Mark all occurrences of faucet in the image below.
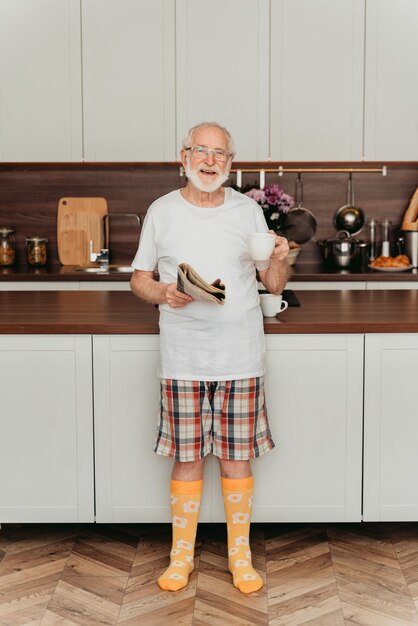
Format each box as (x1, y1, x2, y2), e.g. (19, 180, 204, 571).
(90, 213, 141, 268)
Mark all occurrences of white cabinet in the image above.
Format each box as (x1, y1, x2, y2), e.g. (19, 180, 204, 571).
(364, 334, 418, 521)
(287, 281, 367, 291)
(270, 0, 365, 161)
(253, 334, 363, 522)
(364, 0, 418, 160)
(92, 335, 213, 522)
(5, 329, 418, 524)
(82, 0, 175, 161)
(175, 0, 269, 161)
(0, 0, 82, 161)
(0, 282, 80, 291)
(366, 282, 418, 290)
(79, 281, 130, 291)
(0, 335, 94, 522)
(2, 1, 418, 162)
(94, 334, 363, 523)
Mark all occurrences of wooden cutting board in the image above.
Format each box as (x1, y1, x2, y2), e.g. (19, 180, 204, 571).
(57, 197, 108, 265)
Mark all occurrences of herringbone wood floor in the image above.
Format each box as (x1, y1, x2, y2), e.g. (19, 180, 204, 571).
(2, 522, 418, 625)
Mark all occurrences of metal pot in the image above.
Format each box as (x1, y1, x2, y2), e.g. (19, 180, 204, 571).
(318, 230, 365, 269)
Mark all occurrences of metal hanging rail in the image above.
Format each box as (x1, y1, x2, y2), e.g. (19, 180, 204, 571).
(179, 166, 388, 182)
(230, 166, 388, 175)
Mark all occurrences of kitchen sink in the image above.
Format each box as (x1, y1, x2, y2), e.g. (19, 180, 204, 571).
(73, 265, 134, 273)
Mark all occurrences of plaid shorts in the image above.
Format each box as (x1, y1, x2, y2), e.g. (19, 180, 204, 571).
(154, 377, 275, 461)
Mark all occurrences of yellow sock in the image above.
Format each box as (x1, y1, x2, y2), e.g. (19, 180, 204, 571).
(221, 476, 263, 594)
(158, 479, 202, 592)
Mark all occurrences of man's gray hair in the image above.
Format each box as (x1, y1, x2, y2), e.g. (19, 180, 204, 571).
(182, 122, 236, 156)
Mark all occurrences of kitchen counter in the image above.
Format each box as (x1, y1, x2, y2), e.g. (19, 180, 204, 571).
(2, 262, 418, 282)
(289, 262, 418, 281)
(2, 289, 418, 334)
(0, 265, 129, 281)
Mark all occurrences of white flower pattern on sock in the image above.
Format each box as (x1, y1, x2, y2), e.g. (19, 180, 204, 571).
(232, 512, 249, 524)
(177, 539, 193, 550)
(168, 572, 183, 580)
(183, 500, 200, 513)
(173, 516, 187, 528)
(235, 536, 249, 546)
(227, 493, 243, 503)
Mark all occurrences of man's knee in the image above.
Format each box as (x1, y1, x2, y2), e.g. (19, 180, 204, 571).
(172, 458, 205, 480)
(218, 458, 252, 479)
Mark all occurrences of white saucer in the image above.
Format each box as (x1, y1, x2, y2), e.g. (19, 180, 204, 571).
(368, 264, 413, 272)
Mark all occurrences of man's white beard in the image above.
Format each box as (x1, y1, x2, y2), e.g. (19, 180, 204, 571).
(185, 157, 229, 193)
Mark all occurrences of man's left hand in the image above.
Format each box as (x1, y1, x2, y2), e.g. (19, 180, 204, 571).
(269, 231, 289, 263)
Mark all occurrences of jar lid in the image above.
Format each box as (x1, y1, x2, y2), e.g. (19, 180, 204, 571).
(0, 227, 15, 235)
(26, 237, 48, 243)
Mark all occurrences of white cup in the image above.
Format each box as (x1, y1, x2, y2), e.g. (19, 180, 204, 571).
(260, 293, 288, 317)
(248, 233, 276, 261)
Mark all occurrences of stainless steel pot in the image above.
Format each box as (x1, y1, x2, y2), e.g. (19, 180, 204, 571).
(318, 230, 365, 269)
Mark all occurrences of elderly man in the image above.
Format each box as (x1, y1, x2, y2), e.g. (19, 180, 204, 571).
(130, 122, 289, 594)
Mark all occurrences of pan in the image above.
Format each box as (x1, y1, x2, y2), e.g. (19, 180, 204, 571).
(282, 173, 317, 244)
(334, 173, 365, 235)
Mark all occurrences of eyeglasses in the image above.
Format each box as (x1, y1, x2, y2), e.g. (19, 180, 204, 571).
(185, 145, 232, 163)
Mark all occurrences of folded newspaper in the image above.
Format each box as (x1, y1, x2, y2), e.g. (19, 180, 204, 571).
(177, 263, 226, 305)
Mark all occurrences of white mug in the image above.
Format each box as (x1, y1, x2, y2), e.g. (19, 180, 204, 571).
(248, 233, 276, 261)
(260, 293, 288, 317)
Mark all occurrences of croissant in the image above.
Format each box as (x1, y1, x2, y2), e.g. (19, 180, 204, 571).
(370, 254, 410, 268)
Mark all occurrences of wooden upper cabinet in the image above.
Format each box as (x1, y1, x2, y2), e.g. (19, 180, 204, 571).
(82, 0, 175, 161)
(175, 0, 270, 161)
(364, 0, 418, 161)
(270, 0, 365, 161)
(0, 0, 82, 162)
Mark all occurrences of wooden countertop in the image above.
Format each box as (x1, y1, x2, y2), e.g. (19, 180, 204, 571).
(2, 289, 418, 334)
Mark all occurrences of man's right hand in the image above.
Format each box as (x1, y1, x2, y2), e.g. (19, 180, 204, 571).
(165, 283, 194, 308)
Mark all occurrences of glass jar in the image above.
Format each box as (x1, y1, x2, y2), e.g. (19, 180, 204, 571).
(0, 227, 16, 266)
(26, 237, 48, 267)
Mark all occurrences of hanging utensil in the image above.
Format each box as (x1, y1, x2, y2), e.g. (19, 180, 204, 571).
(281, 173, 317, 244)
(333, 173, 365, 235)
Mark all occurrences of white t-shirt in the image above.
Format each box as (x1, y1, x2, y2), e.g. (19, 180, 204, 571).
(131, 187, 270, 381)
